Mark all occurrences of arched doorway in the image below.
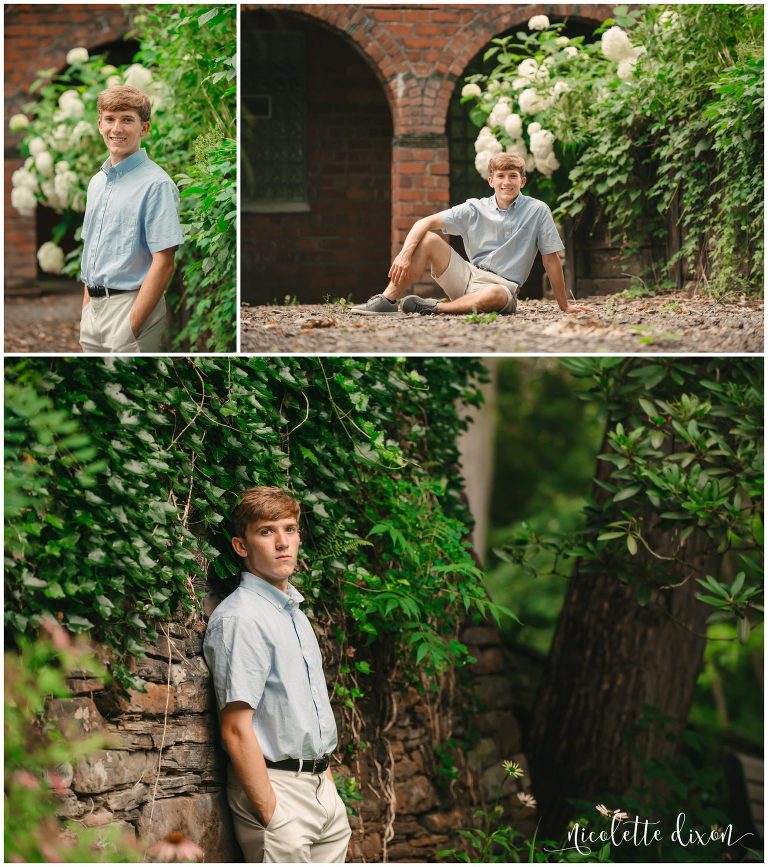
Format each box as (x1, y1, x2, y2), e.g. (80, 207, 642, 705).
(447, 17, 598, 299)
(241, 9, 393, 305)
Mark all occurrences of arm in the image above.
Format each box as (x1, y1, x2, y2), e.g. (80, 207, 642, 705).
(82, 284, 89, 310)
(129, 247, 177, 336)
(220, 702, 277, 825)
(389, 213, 446, 286)
(542, 251, 589, 314)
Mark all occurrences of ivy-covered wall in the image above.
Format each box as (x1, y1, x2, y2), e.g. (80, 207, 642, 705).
(5, 356, 526, 860)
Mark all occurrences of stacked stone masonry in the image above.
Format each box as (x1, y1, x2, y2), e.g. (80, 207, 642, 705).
(54, 617, 530, 862)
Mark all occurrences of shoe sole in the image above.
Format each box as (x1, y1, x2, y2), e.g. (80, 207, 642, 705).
(349, 309, 399, 315)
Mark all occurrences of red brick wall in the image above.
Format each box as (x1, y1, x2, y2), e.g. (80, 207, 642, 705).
(4, 5, 132, 294)
(248, 4, 613, 302)
(241, 16, 392, 304)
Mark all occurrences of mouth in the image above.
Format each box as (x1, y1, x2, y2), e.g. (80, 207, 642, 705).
(109, 136, 127, 144)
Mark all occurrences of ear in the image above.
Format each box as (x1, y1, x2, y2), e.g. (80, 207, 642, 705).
(520, 174, 527, 188)
(487, 175, 494, 187)
(231, 536, 247, 558)
(140, 120, 150, 138)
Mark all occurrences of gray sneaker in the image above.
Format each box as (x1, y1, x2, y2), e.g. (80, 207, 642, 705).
(401, 295, 439, 315)
(350, 294, 399, 315)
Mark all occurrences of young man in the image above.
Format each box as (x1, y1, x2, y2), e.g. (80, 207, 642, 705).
(203, 487, 351, 863)
(351, 153, 588, 316)
(79, 85, 184, 353)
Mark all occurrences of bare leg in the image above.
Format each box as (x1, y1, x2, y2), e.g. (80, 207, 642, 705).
(382, 232, 453, 300)
(435, 284, 511, 314)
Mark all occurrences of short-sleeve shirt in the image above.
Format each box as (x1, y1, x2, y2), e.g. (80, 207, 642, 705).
(202, 571, 338, 762)
(80, 148, 184, 291)
(440, 193, 564, 285)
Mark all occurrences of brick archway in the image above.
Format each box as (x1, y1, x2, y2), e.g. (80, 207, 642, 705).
(4, 4, 134, 294)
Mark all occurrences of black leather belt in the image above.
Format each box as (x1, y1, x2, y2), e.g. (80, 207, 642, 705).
(87, 285, 138, 298)
(265, 754, 330, 774)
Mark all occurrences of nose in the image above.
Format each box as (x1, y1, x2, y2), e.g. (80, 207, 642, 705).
(274, 532, 289, 550)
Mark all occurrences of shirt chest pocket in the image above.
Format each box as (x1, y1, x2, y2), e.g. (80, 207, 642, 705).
(109, 212, 139, 258)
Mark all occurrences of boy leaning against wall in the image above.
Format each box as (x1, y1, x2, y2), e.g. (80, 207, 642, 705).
(351, 153, 588, 317)
(79, 85, 184, 353)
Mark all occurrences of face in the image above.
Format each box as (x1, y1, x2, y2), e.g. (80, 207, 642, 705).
(488, 168, 526, 205)
(232, 516, 300, 589)
(98, 109, 149, 164)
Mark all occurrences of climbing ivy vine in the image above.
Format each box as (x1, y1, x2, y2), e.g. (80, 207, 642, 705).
(5, 357, 511, 692)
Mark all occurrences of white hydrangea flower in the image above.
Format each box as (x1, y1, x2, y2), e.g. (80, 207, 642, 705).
(530, 128, 555, 159)
(517, 58, 539, 81)
(52, 124, 72, 150)
(71, 120, 95, 143)
(9, 113, 30, 132)
(462, 83, 482, 99)
(11, 186, 37, 217)
(545, 151, 560, 171)
(506, 138, 528, 159)
(534, 154, 554, 177)
(54, 169, 79, 204)
(475, 127, 502, 155)
(37, 241, 66, 274)
(12, 167, 38, 191)
(35, 151, 54, 177)
(28, 136, 46, 157)
(40, 179, 65, 209)
(658, 10, 679, 27)
(488, 97, 512, 127)
(107, 75, 122, 88)
(556, 36, 570, 45)
(528, 15, 550, 30)
(617, 57, 638, 81)
(601, 26, 634, 61)
(518, 88, 550, 114)
(528, 122, 542, 135)
(24, 156, 35, 170)
(124, 63, 153, 91)
(487, 80, 501, 93)
(504, 113, 523, 139)
(564, 46, 579, 58)
(66, 47, 89, 65)
(101, 64, 118, 76)
(553, 80, 570, 100)
(524, 153, 536, 174)
(54, 160, 70, 174)
(475, 150, 493, 177)
(71, 192, 86, 213)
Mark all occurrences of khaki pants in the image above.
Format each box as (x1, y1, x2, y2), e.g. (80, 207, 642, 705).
(79, 290, 166, 353)
(432, 248, 519, 314)
(227, 765, 351, 863)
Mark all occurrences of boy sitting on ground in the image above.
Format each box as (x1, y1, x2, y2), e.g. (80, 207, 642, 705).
(351, 153, 588, 316)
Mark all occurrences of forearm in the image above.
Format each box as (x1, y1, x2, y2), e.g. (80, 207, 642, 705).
(223, 726, 275, 820)
(82, 284, 89, 309)
(400, 216, 435, 256)
(130, 257, 174, 332)
(543, 253, 568, 311)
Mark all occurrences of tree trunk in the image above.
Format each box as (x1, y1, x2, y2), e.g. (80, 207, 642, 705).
(528, 447, 722, 834)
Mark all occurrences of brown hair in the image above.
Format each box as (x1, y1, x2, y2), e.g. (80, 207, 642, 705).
(488, 153, 526, 177)
(231, 487, 300, 539)
(97, 85, 151, 123)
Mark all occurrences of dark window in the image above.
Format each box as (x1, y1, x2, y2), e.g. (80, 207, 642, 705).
(242, 29, 308, 212)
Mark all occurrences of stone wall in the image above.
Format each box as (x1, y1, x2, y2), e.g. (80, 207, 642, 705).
(53, 613, 530, 862)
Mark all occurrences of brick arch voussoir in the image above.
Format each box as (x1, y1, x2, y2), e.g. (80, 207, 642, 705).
(435, 3, 612, 129)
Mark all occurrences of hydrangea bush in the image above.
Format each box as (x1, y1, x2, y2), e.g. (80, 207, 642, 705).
(462, 5, 763, 295)
(9, 5, 236, 351)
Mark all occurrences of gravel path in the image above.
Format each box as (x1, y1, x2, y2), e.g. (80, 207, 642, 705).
(241, 294, 764, 354)
(5, 290, 82, 354)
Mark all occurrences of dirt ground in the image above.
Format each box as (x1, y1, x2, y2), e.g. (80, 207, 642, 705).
(5, 291, 82, 354)
(241, 293, 764, 354)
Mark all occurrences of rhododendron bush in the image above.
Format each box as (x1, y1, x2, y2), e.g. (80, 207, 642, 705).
(462, 4, 763, 295)
(9, 5, 236, 351)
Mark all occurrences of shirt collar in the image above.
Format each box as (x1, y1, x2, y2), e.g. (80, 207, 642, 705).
(240, 571, 305, 611)
(100, 147, 148, 177)
(492, 192, 523, 214)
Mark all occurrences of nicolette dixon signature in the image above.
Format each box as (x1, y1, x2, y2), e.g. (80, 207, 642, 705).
(545, 811, 753, 856)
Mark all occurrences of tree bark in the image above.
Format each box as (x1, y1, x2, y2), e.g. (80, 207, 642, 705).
(528, 448, 722, 834)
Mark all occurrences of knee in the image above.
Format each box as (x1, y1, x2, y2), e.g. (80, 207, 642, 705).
(486, 284, 511, 310)
(422, 231, 443, 250)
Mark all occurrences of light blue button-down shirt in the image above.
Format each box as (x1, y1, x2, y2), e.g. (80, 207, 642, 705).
(80, 148, 184, 291)
(203, 572, 338, 762)
(441, 193, 564, 285)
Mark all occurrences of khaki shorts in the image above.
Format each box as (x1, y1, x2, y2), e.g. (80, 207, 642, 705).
(80, 290, 166, 354)
(432, 248, 519, 314)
